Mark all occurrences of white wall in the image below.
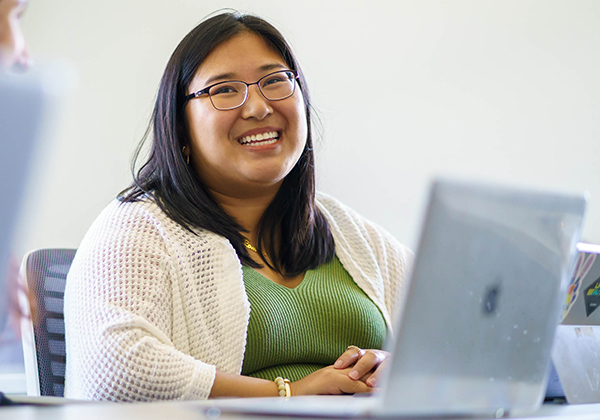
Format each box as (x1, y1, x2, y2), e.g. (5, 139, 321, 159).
(16, 0, 600, 254)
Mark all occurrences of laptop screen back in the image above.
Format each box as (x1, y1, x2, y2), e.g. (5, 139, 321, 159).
(380, 179, 586, 416)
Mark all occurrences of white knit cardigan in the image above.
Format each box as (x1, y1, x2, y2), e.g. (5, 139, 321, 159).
(64, 193, 413, 401)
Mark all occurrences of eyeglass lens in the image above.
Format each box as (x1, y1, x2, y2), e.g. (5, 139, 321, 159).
(208, 71, 296, 110)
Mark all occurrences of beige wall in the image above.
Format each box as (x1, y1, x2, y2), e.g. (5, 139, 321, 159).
(16, 0, 600, 253)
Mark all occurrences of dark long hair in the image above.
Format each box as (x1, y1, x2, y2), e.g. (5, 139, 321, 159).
(120, 12, 335, 277)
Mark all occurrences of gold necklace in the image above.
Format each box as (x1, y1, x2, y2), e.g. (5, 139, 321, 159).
(244, 239, 268, 257)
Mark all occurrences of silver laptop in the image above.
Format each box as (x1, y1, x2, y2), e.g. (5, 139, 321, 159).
(200, 178, 586, 418)
(551, 243, 600, 404)
(0, 72, 47, 332)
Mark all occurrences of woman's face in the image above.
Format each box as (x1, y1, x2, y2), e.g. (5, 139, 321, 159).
(184, 31, 308, 199)
(0, 0, 29, 69)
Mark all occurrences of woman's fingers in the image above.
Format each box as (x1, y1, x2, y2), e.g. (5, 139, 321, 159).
(339, 375, 372, 394)
(348, 349, 388, 384)
(365, 358, 388, 387)
(334, 345, 364, 369)
(332, 347, 391, 388)
(292, 366, 373, 396)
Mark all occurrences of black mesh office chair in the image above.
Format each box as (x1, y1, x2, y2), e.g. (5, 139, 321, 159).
(20, 248, 76, 397)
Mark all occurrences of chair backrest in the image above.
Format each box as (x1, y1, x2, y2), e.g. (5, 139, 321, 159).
(20, 249, 76, 397)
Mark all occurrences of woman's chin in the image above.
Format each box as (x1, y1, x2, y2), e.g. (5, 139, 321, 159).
(246, 175, 286, 189)
(241, 166, 292, 186)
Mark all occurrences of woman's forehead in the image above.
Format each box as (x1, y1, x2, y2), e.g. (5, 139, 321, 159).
(192, 32, 287, 85)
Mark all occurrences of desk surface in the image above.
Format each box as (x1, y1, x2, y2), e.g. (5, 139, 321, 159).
(4, 400, 600, 420)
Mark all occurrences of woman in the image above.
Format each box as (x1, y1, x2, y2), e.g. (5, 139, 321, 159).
(64, 11, 412, 401)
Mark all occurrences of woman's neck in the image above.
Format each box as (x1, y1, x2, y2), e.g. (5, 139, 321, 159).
(209, 188, 278, 243)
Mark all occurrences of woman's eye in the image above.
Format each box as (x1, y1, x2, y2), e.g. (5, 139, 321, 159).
(262, 77, 285, 87)
(212, 85, 238, 95)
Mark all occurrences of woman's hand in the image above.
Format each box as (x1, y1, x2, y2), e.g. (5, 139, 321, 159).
(333, 346, 390, 388)
(290, 365, 373, 396)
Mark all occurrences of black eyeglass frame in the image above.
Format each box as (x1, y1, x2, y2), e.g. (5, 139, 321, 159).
(184, 69, 299, 110)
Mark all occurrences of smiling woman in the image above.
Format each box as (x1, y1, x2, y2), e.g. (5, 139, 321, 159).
(63, 11, 413, 401)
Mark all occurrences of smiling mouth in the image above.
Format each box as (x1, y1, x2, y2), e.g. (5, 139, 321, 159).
(238, 131, 280, 146)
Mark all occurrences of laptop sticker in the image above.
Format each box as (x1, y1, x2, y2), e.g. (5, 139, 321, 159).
(585, 277, 600, 317)
(563, 252, 596, 321)
(575, 326, 595, 338)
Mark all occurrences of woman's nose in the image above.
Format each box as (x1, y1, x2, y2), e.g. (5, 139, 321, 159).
(240, 85, 272, 120)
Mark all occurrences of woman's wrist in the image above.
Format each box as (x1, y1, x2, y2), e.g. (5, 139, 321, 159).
(211, 370, 292, 398)
(289, 379, 302, 396)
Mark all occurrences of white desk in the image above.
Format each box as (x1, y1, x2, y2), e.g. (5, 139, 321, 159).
(3, 400, 600, 420)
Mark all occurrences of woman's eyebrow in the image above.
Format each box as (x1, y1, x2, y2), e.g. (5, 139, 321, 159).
(258, 63, 287, 72)
(203, 64, 287, 86)
(204, 72, 236, 86)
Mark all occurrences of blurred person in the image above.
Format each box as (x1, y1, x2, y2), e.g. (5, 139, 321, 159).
(0, 0, 32, 406)
(0, 0, 31, 327)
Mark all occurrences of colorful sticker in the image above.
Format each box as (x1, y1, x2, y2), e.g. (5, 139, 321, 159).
(585, 278, 600, 317)
(562, 252, 596, 321)
(575, 326, 595, 338)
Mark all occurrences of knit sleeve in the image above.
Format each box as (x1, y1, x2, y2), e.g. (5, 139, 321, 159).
(364, 221, 414, 329)
(316, 193, 414, 332)
(64, 200, 216, 401)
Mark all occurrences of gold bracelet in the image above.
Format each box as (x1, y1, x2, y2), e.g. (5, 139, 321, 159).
(274, 377, 291, 397)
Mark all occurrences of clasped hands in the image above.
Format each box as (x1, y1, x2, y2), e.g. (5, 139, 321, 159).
(290, 347, 389, 396)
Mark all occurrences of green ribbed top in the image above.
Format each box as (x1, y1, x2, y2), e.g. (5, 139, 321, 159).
(241, 255, 387, 382)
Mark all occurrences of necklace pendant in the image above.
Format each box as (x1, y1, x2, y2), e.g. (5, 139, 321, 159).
(244, 239, 268, 258)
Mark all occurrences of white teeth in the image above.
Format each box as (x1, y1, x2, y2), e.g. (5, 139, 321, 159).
(246, 138, 278, 147)
(238, 131, 280, 145)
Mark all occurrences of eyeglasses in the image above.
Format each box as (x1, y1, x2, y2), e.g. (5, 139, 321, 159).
(185, 70, 299, 111)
